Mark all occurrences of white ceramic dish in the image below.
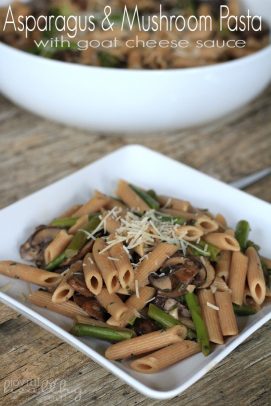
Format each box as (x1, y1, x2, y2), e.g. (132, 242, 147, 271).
(0, 145, 270, 400)
(0, 1, 271, 133)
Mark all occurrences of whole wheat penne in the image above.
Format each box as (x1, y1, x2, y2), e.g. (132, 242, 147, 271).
(102, 211, 121, 234)
(96, 288, 128, 321)
(229, 251, 248, 305)
(130, 340, 200, 374)
(28, 290, 88, 318)
(44, 230, 72, 264)
(116, 180, 149, 212)
(198, 289, 224, 344)
(195, 215, 219, 234)
(134, 243, 178, 286)
(58, 204, 81, 219)
(68, 214, 89, 234)
(160, 208, 197, 220)
(215, 251, 231, 281)
(215, 291, 238, 336)
(52, 261, 82, 303)
(93, 238, 120, 294)
(107, 286, 155, 327)
(73, 196, 109, 217)
(0, 261, 61, 287)
(246, 247, 266, 305)
(95, 190, 126, 211)
(243, 287, 260, 308)
(83, 253, 103, 295)
(158, 195, 190, 212)
(204, 233, 240, 251)
(211, 276, 231, 292)
(214, 213, 228, 229)
(105, 325, 186, 360)
(225, 229, 235, 236)
(175, 225, 203, 241)
(109, 243, 134, 290)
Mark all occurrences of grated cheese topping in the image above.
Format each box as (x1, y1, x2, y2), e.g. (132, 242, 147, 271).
(98, 210, 209, 257)
(135, 279, 140, 298)
(207, 302, 220, 311)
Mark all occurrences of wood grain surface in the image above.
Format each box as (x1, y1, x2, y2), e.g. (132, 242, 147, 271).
(0, 88, 271, 406)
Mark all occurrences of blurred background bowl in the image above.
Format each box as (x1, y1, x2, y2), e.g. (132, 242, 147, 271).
(0, 0, 271, 134)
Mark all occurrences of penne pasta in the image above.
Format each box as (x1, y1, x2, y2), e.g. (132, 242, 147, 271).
(0, 261, 61, 287)
(44, 230, 72, 264)
(215, 251, 231, 281)
(105, 325, 187, 360)
(204, 233, 240, 251)
(109, 243, 134, 290)
(228, 251, 248, 305)
(116, 180, 149, 212)
(130, 340, 200, 373)
(198, 289, 224, 344)
(215, 291, 238, 336)
(134, 243, 178, 287)
(68, 214, 89, 234)
(158, 195, 190, 212)
(175, 225, 203, 241)
(211, 276, 231, 292)
(195, 215, 219, 234)
(246, 247, 266, 305)
(102, 211, 121, 234)
(28, 290, 88, 318)
(214, 213, 228, 229)
(52, 261, 82, 304)
(96, 288, 128, 321)
(57, 204, 81, 219)
(83, 253, 103, 295)
(73, 196, 109, 217)
(107, 286, 155, 327)
(93, 238, 120, 294)
(133, 243, 145, 257)
(160, 208, 197, 221)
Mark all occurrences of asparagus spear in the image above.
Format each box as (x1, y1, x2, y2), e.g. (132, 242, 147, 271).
(233, 304, 257, 316)
(46, 215, 100, 271)
(188, 240, 220, 262)
(185, 292, 211, 356)
(235, 220, 250, 252)
(50, 217, 78, 228)
(155, 212, 186, 225)
(148, 304, 196, 340)
(70, 323, 134, 342)
(130, 184, 160, 210)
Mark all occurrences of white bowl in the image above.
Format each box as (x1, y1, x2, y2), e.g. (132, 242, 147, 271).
(0, 1, 271, 134)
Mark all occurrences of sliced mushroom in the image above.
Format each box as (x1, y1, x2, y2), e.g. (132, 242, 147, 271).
(73, 295, 105, 321)
(20, 226, 60, 264)
(67, 275, 92, 297)
(134, 318, 159, 336)
(149, 256, 209, 297)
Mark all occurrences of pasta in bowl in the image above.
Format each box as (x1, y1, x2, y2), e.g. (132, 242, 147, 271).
(1, 178, 270, 375)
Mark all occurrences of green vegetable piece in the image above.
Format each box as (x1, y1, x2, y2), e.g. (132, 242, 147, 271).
(155, 212, 186, 225)
(185, 292, 211, 356)
(46, 215, 100, 271)
(50, 217, 78, 228)
(98, 52, 122, 68)
(70, 323, 134, 342)
(189, 240, 220, 262)
(130, 184, 160, 210)
(233, 304, 257, 316)
(147, 304, 195, 340)
(235, 220, 250, 252)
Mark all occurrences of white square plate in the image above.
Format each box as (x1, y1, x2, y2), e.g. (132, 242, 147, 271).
(0, 145, 270, 400)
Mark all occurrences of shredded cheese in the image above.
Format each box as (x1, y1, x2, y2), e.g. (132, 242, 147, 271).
(135, 279, 140, 298)
(207, 302, 219, 311)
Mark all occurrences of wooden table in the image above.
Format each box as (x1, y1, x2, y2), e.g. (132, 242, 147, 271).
(0, 89, 270, 406)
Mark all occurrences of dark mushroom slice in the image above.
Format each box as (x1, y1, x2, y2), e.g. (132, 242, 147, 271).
(134, 318, 159, 336)
(67, 275, 92, 297)
(73, 295, 105, 321)
(20, 226, 60, 265)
